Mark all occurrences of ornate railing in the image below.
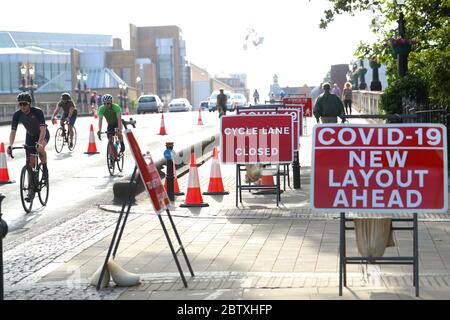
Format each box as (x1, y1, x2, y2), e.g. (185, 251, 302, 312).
(352, 90, 384, 119)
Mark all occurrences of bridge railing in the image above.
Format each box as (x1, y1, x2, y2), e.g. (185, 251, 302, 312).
(352, 90, 384, 123)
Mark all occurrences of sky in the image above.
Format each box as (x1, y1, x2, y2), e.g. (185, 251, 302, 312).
(1, 0, 378, 98)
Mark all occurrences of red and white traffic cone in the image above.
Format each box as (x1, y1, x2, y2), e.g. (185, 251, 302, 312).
(197, 108, 204, 125)
(0, 142, 14, 184)
(164, 162, 185, 196)
(158, 113, 167, 135)
(203, 146, 228, 195)
(252, 166, 281, 195)
(180, 153, 209, 207)
(85, 124, 100, 154)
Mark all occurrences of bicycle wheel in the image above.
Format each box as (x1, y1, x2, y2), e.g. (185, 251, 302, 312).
(106, 143, 115, 176)
(20, 166, 34, 213)
(117, 148, 124, 172)
(37, 163, 49, 206)
(68, 126, 77, 151)
(55, 127, 64, 153)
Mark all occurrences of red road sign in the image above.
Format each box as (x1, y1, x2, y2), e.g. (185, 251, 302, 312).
(280, 105, 304, 136)
(125, 130, 170, 214)
(311, 124, 448, 213)
(237, 108, 300, 150)
(282, 97, 312, 117)
(220, 114, 294, 164)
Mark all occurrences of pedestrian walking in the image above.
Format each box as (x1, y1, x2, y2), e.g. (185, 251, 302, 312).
(217, 88, 227, 118)
(331, 83, 341, 96)
(313, 83, 346, 123)
(342, 82, 353, 115)
(253, 89, 260, 104)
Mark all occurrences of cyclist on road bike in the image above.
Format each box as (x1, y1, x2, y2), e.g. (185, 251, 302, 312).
(97, 94, 125, 153)
(8, 92, 50, 179)
(51, 92, 78, 148)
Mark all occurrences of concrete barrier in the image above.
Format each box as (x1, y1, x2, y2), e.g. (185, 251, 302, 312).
(112, 133, 220, 204)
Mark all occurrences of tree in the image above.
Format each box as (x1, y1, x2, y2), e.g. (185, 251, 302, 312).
(317, 0, 450, 107)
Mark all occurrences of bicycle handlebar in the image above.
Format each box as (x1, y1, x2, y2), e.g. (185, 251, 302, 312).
(9, 145, 33, 159)
(121, 118, 136, 129)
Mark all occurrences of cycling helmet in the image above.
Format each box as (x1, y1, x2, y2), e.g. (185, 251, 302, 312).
(17, 92, 32, 103)
(61, 92, 72, 101)
(102, 94, 113, 104)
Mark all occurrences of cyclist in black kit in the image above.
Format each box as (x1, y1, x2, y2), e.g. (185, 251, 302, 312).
(8, 92, 50, 178)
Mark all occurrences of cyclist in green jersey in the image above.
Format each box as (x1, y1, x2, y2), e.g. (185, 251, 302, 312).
(97, 94, 125, 152)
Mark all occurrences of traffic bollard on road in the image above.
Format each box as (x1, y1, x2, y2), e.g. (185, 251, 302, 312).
(164, 142, 175, 202)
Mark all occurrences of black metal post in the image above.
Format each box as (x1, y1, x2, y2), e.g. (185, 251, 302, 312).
(370, 64, 382, 91)
(413, 212, 419, 297)
(76, 79, 82, 109)
(359, 60, 367, 90)
(398, 11, 408, 77)
(339, 212, 345, 296)
(165, 142, 175, 202)
(292, 151, 301, 189)
(0, 193, 8, 300)
(83, 81, 88, 113)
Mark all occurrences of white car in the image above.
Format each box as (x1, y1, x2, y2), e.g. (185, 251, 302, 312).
(168, 98, 193, 112)
(231, 93, 248, 110)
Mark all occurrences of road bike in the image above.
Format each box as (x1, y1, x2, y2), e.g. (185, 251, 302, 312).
(99, 119, 136, 176)
(54, 118, 77, 153)
(10, 145, 49, 213)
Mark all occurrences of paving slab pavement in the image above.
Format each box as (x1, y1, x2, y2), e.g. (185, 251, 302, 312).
(3, 113, 450, 301)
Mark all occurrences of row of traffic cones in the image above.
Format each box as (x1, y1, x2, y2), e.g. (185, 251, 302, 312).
(164, 146, 228, 208)
(157, 108, 204, 136)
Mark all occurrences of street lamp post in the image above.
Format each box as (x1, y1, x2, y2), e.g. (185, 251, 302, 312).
(358, 60, 367, 90)
(76, 72, 82, 109)
(19, 64, 36, 104)
(28, 65, 35, 104)
(82, 73, 88, 113)
(136, 76, 141, 97)
(396, 0, 408, 77)
(118, 83, 124, 108)
(20, 65, 27, 92)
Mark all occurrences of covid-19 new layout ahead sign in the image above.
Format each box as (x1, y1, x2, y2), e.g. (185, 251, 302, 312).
(220, 114, 294, 164)
(311, 124, 448, 213)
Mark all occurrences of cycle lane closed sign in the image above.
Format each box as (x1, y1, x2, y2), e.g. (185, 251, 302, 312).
(220, 114, 294, 164)
(311, 124, 448, 213)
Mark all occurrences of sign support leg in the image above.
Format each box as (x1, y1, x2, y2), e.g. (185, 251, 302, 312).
(293, 151, 301, 189)
(414, 212, 419, 297)
(158, 212, 189, 288)
(339, 212, 346, 296)
(97, 166, 138, 290)
(166, 209, 195, 277)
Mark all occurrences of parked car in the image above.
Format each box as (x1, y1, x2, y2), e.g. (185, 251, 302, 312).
(208, 90, 232, 112)
(137, 94, 164, 114)
(168, 98, 193, 112)
(231, 93, 248, 110)
(200, 100, 209, 111)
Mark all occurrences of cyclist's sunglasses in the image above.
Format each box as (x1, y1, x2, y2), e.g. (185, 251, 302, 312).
(104, 102, 112, 105)
(18, 102, 30, 106)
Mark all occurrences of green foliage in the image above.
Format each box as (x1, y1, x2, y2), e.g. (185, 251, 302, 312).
(380, 74, 428, 122)
(319, 0, 450, 107)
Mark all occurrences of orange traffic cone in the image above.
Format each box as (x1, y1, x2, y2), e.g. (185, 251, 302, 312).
(158, 113, 167, 135)
(124, 104, 130, 115)
(252, 166, 282, 195)
(85, 124, 100, 154)
(164, 162, 185, 196)
(180, 153, 209, 207)
(197, 108, 204, 125)
(0, 143, 14, 184)
(203, 147, 228, 195)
